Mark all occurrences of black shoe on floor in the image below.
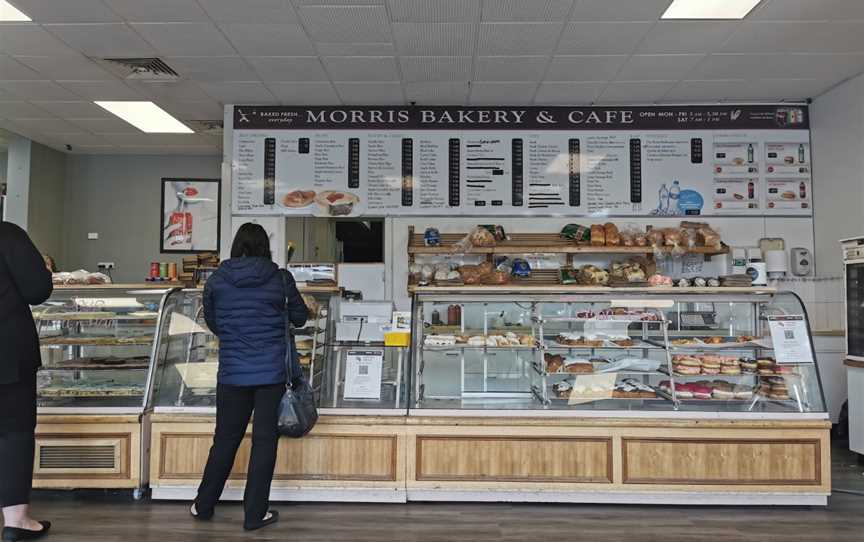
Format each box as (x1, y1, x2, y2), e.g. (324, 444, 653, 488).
(2, 521, 51, 541)
(243, 510, 279, 531)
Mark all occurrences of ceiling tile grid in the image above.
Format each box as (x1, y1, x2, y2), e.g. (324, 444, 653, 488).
(3, 0, 864, 153)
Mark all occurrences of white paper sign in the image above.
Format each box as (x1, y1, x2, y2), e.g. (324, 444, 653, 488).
(343, 349, 384, 399)
(767, 315, 814, 364)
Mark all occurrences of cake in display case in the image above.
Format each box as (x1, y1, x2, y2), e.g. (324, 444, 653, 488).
(411, 288, 826, 415)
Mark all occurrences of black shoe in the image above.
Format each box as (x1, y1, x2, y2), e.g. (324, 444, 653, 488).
(190, 502, 213, 521)
(2, 521, 51, 541)
(243, 510, 279, 531)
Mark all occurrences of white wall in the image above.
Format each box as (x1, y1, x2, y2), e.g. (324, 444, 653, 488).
(63, 154, 220, 281)
(4, 135, 31, 228)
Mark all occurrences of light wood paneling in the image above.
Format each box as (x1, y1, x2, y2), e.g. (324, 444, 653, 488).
(416, 436, 612, 483)
(622, 438, 821, 485)
(159, 433, 397, 482)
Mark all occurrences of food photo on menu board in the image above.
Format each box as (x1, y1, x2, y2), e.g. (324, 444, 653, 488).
(231, 105, 812, 219)
(160, 178, 221, 253)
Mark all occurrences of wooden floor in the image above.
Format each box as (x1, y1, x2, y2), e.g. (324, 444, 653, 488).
(22, 443, 864, 542)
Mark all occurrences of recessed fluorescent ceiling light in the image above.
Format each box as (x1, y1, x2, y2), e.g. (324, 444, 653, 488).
(662, 0, 761, 19)
(94, 101, 193, 133)
(0, 1, 31, 21)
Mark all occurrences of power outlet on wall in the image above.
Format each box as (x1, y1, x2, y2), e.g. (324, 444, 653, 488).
(97, 262, 115, 270)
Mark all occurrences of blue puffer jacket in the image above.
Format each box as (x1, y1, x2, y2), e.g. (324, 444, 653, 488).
(202, 257, 308, 386)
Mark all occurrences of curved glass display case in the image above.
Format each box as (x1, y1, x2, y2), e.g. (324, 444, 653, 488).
(149, 287, 337, 410)
(410, 288, 827, 416)
(33, 285, 172, 411)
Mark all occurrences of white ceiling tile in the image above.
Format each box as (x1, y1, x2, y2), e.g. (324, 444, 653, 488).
(0, 101, 56, 119)
(316, 42, 395, 55)
(334, 82, 403, 104)
(67, 145, 117, 153)
(0, 24, 80, 56)
(597, 81, 676, 103)
(104, 0, 209, 22)
(733, 78, 832, 100)
(751, 0, 864, 21)
(392, 23, 476, 55)
(691, 53, 864, 81)
(219, 24, 315, 55)
(616, 54, 705, 81)
(298, 5, 391, 42)
(30, 101, 110, 118)
(164, 57, 258, 81)
(722, 22, 864, 54)
(130, 23, 237, 56)
(469, 82, 537, 104)
(66, 117, 143, 133)
(387, 0, 479, 22)
(636, 21, 739, 54)
(13, 55, 114, 80)
(546, 55, 627, 81)
(293, 0, 383, 4)
(479, 23, 563, 55)
(44, 23, 157, 57)
(534, 81, 605, 104)
(266, 82, 340, 104)
(405, 82, 469, 104)
(558, 22, 654, 54)
(475, 56, 549, 81)
(158, 100, 225, 120)
(125, 80, 213, 101)
(570, 0, 672, 21)
(323, 56, 399, 81)
(199, 0, 298, 24)
(42, 132, 111, 146)
(8, 0, 121, 22)
(246, 57, 328, 81)
(9, 117, 81, 132)
(0, 80, 80, 100)
(481, 0, 574, 22)
(115, 145, 221, 155)
(105, 133, 205, 146)
(57, 80, 145, 100)
(0, 55, 40, 80)
(199, 81, 276, 103)
(662, 80, 748, 103)
(399, 56, 471, 82)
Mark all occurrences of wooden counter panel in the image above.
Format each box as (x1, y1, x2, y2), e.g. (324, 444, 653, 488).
(159, 433, 397, 482)
(622, 438, 821, 486)
(416, 436, 612, 483)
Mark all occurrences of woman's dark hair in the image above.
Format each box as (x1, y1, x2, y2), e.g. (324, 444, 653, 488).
(230, 223, 272, 259)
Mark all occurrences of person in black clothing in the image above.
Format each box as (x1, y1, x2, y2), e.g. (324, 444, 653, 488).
(0, 222, 53, 541)
(191, 223, 307, 531)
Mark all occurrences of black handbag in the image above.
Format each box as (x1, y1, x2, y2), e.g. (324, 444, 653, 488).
(277, 272, 318, 438)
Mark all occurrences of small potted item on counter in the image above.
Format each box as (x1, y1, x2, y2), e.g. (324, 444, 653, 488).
(692, 277, 708, 287)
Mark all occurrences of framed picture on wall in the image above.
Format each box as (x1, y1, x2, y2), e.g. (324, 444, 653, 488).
(160, 178, 221, 253)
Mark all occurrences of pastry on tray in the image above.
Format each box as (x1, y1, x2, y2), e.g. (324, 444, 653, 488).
(562, 357, 594, 374)
(545, 353, 564, 373)
(553, 381, 572, 399)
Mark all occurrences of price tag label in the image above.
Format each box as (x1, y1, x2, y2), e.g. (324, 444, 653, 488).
(767, 315, 814, 364)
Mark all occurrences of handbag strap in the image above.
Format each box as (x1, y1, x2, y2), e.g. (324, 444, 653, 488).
(280, 270, 295, 384)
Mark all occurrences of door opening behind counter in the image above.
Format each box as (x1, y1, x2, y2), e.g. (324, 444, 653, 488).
(285, 217, 383, 263)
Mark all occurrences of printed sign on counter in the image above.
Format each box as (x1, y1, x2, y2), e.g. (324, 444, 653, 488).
(343, 350, 384, 400)
(767, 315, 815, 364)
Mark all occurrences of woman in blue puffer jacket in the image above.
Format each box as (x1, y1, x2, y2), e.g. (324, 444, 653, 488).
(191, 223, 307, 532)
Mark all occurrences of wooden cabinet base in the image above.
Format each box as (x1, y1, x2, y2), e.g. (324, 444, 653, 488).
(33, 415, 144, 490)
(149, 414, 830, 505)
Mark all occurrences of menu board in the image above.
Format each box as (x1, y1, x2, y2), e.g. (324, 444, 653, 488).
(231, 105, 811, 217)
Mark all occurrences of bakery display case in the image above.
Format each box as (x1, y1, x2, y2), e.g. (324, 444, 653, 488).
(403, 286, 830, 505)
(148, 285, 410, 502)
(31, 284, 175, 494)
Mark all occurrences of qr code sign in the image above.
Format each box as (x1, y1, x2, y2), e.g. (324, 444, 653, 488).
(359, 365, 369, 375)
(784, 330, 795, 340)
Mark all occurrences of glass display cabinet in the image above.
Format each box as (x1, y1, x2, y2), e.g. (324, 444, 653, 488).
(411, 289, 826, 415)
(31, 284, 173, 494)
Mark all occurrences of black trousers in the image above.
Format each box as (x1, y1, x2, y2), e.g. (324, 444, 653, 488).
(195, 382, 283, 523)
(0, 369, 37, 508)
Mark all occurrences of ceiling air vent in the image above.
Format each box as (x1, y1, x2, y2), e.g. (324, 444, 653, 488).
(96, 57, 180, 81)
